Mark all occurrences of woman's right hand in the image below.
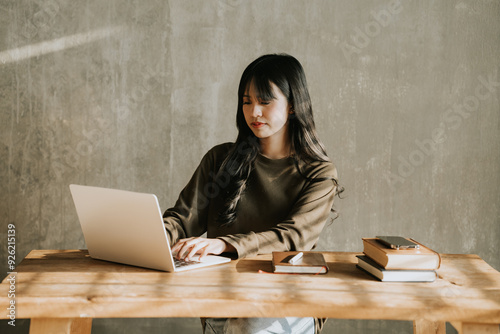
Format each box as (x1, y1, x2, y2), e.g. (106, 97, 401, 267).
(172, 237, 235, 261)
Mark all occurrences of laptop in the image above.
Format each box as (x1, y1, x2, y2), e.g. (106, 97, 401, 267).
(69, 184, 231, 272)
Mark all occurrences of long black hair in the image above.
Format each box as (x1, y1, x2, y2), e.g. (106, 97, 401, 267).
(217, 53, 342, 226)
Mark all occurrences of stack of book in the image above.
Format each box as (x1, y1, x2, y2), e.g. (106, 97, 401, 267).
(357, 238, 441, 282)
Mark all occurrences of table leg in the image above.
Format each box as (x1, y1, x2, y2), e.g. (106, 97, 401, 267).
(29, 318, 92, 334)
(450, 322, 500, 334)
(413, 319, 446, 334)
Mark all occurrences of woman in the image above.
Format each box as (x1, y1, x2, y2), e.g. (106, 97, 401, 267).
(163, 53, 342, 334)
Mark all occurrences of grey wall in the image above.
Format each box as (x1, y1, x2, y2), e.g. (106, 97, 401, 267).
(1, 0, 499, 333)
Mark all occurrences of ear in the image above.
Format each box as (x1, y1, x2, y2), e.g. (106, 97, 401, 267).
(289, 106, 294, 114)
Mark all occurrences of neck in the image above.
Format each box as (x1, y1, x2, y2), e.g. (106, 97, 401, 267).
(259, 130, 291, 160)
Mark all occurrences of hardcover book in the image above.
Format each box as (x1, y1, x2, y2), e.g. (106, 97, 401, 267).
(356, 255, 437, 282)
(272, 251, 328, 274)
(362, 238, 441, 270)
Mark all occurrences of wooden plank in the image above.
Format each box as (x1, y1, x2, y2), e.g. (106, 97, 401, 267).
(1, 250, 498, 324)
(3, 282, 500, 321)
(4, 251, 499, 294)
(451, 322, 500, 334)
(413, 320, 446, 334)
(3, 271, 493, 300)
(69, 318, 92, 334)
(29, 318, 91, 334)
(6, 251, 500, 289)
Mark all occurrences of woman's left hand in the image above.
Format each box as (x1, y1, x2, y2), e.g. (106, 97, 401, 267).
(171, 237, 230, 261)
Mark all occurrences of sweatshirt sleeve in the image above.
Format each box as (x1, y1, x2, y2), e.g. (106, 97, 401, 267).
(218, 163, 338, 258)
(162, 148, 219, 246)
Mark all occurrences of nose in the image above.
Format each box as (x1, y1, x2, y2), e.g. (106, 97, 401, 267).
(250, 105, 262, 118)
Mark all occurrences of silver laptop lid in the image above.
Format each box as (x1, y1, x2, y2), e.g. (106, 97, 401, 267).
(69, 184, 175, 271)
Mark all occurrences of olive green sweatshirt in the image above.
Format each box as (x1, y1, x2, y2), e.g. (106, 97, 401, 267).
(163, 142, 337, 259)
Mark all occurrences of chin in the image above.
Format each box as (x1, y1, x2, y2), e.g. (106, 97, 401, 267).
(251, 131, 270, 139)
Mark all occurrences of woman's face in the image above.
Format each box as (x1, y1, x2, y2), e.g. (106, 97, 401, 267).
(242, 81, 291, 143)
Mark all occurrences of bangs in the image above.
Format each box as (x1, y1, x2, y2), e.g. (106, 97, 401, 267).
(246, 75, 277, 101)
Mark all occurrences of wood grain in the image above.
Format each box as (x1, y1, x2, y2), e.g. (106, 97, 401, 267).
(450, 322, 500, 334)
(413, 320, 446, 334)
(29, 318, 92, 334)
(1, 250, 499, 325)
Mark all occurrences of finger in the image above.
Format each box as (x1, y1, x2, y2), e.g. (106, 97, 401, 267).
(199, 245, 210, 261)
(178, 238, 203, 260)
(174, 242, 189, 259)
(173, 242, 188, 258)
(173, 237, 198, 258)
(177, 242, 193, 260)
(171, 242, 182, 253)
(186, 242, 207, 261)
(172, 237, 193, 253)
(186, 239, 210, 261)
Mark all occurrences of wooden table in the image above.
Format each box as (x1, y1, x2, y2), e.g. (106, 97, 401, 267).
(1, 250, 499, 334)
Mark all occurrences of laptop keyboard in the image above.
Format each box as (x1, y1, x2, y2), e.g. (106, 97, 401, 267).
(174, 258, 200, 268)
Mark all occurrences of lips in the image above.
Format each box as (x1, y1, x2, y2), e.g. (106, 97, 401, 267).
(251, 122, 265, 129)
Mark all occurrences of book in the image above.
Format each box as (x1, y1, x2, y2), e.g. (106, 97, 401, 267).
(272, 251, 328, 274)
(356, 255, 437, 282)
(362, 238, 441, 270)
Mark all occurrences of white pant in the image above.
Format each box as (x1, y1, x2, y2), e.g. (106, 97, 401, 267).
(204, 317, 315, 334)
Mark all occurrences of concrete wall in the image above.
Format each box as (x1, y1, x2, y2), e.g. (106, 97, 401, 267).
(1, 0, 499, 333)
